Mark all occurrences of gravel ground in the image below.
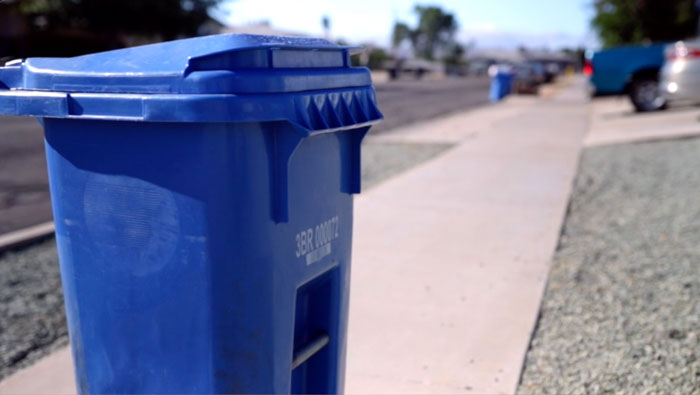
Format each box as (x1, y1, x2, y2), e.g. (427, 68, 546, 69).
(361, 140, 453, 189)
(0, 140, 453, 381)
(0, 238, 67, 381)
(518, 138, 700, 394)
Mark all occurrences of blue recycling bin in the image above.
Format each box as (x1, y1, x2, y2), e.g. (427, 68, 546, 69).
(489, 67, 513, 102)
(0, 34, 381, 394)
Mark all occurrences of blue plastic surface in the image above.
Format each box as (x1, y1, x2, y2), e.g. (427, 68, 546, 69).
(0, 34, 381, 394)
(489, 71, 513, 102)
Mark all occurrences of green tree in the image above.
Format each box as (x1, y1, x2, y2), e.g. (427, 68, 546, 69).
(592, 0, 697, 47)
(442, 43, 465, 66)
(350, 47, 393, 70)
(392, 5, 459, 61)
(1, 0, 222, 58)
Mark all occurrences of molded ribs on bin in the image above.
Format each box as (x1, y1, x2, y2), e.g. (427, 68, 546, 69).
(294, 90, 381, 133)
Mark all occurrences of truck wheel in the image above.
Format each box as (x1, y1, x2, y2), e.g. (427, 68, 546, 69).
(629, 78, 666, 112)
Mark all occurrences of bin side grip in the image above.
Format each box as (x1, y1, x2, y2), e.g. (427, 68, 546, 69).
(263, 123, 371, 224)
(338, 126, 370, 195)
(263, 124, 306, 223)
(263, 89, 380, 223)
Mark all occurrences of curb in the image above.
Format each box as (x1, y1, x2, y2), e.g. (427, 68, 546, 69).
(0, 221, 55, 253)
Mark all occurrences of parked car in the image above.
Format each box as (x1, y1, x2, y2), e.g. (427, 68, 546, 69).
(535, 61, 561, 83)
(660, 39, 700, 104)
(526, 61, 547, 85)
(384, 58, 443, 80)
(586, 43, 667, 112)
(468, 59, 495, 76)
(513, 63, 540, 94)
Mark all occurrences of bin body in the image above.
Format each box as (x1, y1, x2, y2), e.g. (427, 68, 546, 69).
(489, 69, 513, 101)
(0, 34, 381, 394)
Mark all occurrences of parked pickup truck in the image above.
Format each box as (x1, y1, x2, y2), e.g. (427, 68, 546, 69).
(585, 43, 667, 112)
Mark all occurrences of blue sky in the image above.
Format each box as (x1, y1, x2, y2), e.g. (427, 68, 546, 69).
(213, 0, 598, 49)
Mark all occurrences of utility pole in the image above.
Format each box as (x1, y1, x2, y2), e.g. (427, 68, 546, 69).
(322, 15, 331, 40)
(696, 0, 700, 37)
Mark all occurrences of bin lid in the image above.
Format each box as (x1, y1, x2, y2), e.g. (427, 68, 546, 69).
(0, 34, 370, 94)
(0, 34, 382, 125)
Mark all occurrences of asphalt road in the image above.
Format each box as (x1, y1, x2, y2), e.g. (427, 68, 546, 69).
(0, 76, 490, 234)
(372, 76, 491, 133)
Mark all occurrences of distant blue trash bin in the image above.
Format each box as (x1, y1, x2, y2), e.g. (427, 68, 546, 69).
(0, 34, 382, 394)
(489, 66, 513, 102)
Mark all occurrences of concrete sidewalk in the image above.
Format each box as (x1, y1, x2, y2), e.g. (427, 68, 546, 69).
(0, 79, 588, 394)
(586, 96, 700, 146)
(346, 80, 588, 394)
(0, 349, 74, 395)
